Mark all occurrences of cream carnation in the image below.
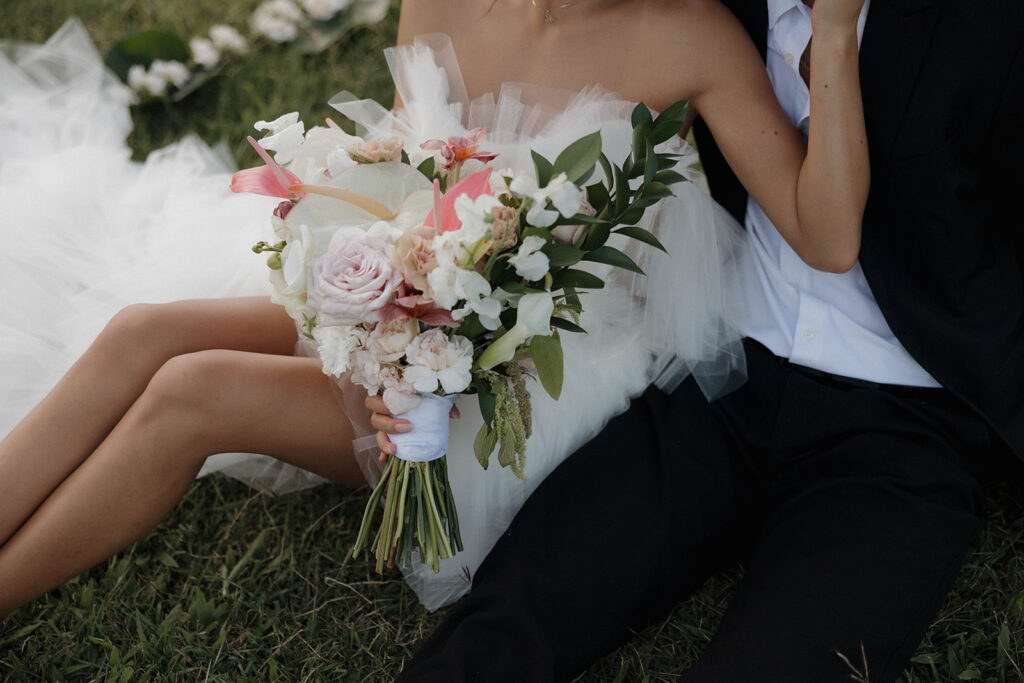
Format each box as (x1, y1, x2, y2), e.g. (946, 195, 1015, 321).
(349, 136, 404, 164)
(312, 324, 361, 377)
(402, 330, 474, 394)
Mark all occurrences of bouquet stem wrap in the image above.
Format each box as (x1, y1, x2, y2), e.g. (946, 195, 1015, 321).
(351, 393, 463, 572)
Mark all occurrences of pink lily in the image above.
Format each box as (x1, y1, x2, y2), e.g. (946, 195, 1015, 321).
(421, 127, 499, 172)
(230, 136, 305, 199)
(378, 286, 457, 327)
(422, 168, 493, 233)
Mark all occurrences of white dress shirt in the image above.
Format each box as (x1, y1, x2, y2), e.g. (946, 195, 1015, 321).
(738, 0, 941, 387)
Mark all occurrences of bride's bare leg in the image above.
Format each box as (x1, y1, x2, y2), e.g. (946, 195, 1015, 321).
(0, 349, 361, 617)
(0, 297, 297, 547)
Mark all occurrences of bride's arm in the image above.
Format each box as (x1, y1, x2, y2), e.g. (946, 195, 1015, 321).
(689, 0, 868, 273)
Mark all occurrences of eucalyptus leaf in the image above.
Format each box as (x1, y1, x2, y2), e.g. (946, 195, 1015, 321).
(644, 140, 658, 184)
(579, 221, 611, 251)
(552, 131, 602, 185)
(632, 121, 652, 160)
(530, 332, 564, 400)
(582, 246, 645, 274)
(653, 169, 687, 186)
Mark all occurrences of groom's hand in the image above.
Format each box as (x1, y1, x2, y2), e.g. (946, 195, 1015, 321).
(365, 394, 460, 462)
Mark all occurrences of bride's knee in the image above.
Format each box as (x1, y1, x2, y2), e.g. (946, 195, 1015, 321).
(131, 350, 238, 439)
(98, 303, 175, 353)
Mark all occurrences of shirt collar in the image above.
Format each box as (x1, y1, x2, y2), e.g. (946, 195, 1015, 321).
(767, 0, 809, 31)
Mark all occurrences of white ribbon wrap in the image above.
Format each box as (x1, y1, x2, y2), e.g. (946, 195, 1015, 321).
(389, 393, 459, 462)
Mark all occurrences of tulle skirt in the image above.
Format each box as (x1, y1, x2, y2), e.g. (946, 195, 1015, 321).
(0, 23, 748, 610)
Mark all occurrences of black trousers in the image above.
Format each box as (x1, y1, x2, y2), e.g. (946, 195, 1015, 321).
(398, 341, 1000, 682)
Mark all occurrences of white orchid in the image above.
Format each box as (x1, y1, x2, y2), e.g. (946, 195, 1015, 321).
(255, 112, 306, 165)
(508, 235, 550, 282)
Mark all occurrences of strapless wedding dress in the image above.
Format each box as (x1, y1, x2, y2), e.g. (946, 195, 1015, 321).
(0, 21, 747, 610)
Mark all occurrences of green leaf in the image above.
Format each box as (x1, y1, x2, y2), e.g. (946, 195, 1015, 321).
(552, 131, 602, 186)
(653, 169, 688, 186)
(957, 670, 981, 680)
(551, 268, 605, 290)
(579, 221, 612, 251)
(632, 121, 652, 162)
(644, 139, 658, 184)
(617, 206, 646, 225)
(455, 313, 487, 340)
(613, 163, 630, 215)
(587, 180, 611, 212)
(473, 424, 498, 468)
(631, 102, 654, 129)
(499, 281, 548, 294)
(105, 31, 189, 82)
(532, 150, 554, 187)
(543, 244, 585, 267)
(530, 333, 564, 400)
(550, 317, 588, 334)
(582, 246, 645, 274)
(474, 377, 496, 426)
(598, 152, 615, 191)
(170, 66, 221, 103)
(651, 100, 689, 144)
(416, 156, 435, 180)
(614, 226, 668, 253)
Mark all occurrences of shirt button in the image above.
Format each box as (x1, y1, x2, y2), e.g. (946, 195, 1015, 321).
(785, 53, 795, 65)
(803, 328, 816, 340)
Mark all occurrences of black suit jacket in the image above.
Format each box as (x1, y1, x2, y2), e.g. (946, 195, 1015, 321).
(693, 0, 1024, 460)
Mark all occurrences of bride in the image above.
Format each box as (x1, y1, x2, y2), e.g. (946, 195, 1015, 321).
(0, 0, 867, 617)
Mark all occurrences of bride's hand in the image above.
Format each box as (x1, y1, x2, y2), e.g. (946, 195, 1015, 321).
(811, 0, 867, 31)
(365, 394, 460, 462)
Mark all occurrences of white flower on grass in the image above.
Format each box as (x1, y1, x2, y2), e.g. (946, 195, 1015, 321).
(508, 235, 550, 282)
(149, 60, 191, 89)
(252, 0, 305, 42)
(189, 37, 220, 70)
(403, 330, 474, 395)
(127, 64, 150, 91)
(302, 0, 352, 21)
(477, 292, 555, 369)
(255, 112, 306, 165)
(312, 324, 361, 377)
(210, 25, 248, 54)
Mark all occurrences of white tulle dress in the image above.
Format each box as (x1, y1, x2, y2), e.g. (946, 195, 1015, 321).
(0, 22, 747, 610)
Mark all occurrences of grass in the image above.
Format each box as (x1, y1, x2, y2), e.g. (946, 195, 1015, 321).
(3, 2, 1024, 680)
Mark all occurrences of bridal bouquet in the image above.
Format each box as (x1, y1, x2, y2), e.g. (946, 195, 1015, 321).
(230, 100, 690, 571)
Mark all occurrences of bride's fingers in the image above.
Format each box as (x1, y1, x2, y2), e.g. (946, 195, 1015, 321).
(377, 430, 395, 459)
(365, 394, 388, 413)
(370, 411, 412, 434)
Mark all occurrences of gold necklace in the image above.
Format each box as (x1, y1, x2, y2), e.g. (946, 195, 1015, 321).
(530, 0, 584, 23)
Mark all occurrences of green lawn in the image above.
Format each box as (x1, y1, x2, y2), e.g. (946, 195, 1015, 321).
(2, 2, 1024, 680)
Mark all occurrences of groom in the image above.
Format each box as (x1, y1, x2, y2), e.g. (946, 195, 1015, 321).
(396, 0, 1024, 680)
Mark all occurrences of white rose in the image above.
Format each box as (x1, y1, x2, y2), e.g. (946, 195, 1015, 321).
(312, 325, 361, 377)
(402, 330, 474, 394)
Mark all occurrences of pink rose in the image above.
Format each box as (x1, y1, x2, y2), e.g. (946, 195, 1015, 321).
(307, 227, 402, 325)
